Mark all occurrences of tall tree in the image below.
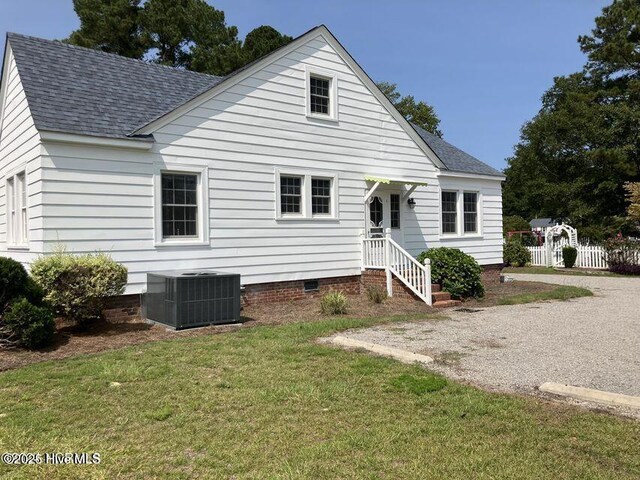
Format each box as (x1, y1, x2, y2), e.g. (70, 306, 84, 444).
(241, 26, 292, 64)
(66, 0, 146, 58)
(377, 82, 442, 136)
(67, 0, 290, 76)
(503, 0, 640, 239)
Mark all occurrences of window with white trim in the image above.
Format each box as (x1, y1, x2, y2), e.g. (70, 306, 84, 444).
(161, 173, 198, 238)
(6, 171, 27, 246)
(311, 178, 331, 215)
(276, 170, 337, 219)
(306, 68, 338, 121)
(463, 192, 478, 233)
(390, 193, 401, 229)
(280, 175, 303, 215)
(309, 76, 330, 115)
(441, 191, 457, 234)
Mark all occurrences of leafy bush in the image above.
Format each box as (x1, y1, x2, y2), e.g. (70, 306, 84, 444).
(366, 285, 387, 304)
(416, 247, 484, 299)
(1, 298, 55, 349)
(502, 215, 530, 236)
(31, 250, 128, 327)
(0, 257, 53, 349)
(503, 238, 531, 267)
(562, 246, 578, 268)
(604, 236, 640, 275)
(320, 291, 348, 315)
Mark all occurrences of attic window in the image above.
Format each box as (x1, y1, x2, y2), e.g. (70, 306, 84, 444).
(306, 68, 338, 121)
(310, 76, 330, 115)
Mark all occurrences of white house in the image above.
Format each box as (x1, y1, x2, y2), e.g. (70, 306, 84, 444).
(0, 25, 504, 307)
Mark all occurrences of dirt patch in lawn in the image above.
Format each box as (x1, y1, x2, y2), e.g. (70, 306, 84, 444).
(462, 281, 558, 308)
(0, 294, 432, 372)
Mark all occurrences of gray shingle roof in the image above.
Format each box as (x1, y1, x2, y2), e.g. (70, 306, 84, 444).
(411, 123, 503, 177)
(5, 32, 504, 179)
(6, 33, 223, 139)
(530, 218, 558, 229)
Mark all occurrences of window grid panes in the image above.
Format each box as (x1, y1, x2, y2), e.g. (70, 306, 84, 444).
(463, 192, 478, 233)
(441, 191, 457, 234)
(161, 173, 198, 238)
(390, 194, 400, 229)
(280, 175, 302, 214)
(310, 76, 330, 115)
(7, 178, 15, 244)
(311, 178, 331, 215)
(17, 173, 27, 243)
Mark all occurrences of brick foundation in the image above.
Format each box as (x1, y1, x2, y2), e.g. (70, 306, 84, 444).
(361, 269, 422, 301)
(481, 263, 503, 286)
(101, 265, 503, 317)
(103, 294, 141, 322)
(242, 275, 361, 305)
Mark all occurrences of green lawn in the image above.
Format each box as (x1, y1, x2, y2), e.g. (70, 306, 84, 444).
(0, 315, 638, 479)
(498, 286, 593, 305)
(503, 266, 636, 277)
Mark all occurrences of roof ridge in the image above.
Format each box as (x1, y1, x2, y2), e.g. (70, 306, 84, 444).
(6, 32, 223, 81)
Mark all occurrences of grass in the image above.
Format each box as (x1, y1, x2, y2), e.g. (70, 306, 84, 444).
(0, 315, 638, 479)
(498, 286, 593, 305)
(502, 266, 637, 277)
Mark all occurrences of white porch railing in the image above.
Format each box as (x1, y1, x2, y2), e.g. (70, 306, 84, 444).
(362, 229, 432, 305)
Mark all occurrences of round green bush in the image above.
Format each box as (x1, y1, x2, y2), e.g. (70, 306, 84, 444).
(0, 257, 30, 310)
(562, 246, 578, 268)
(503, 239, 531, 267)
(31, 251, 128, 327)
(2, 298, 55, 349)
(416, 247, 484, 299)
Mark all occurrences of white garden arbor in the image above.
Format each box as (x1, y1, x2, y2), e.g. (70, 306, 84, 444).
(545, 223, 578, 267)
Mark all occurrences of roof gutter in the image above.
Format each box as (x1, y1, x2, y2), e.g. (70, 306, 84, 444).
(40, 131, 154, 150)
(437, 170, 506, 181)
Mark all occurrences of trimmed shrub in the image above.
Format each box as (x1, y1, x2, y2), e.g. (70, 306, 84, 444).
(0, 257, 53, 349)
(1, 298, 55, 349)
(0, 257, 30, 309)
(562, 246, 578, 268)
(366, 285, 387, 304)
(604, 236, 640, 275)
(30, 250, 128, 327)
(416, 247, 484, 299)
(503, 238, 531, 267)
(320, 291, 348, 315)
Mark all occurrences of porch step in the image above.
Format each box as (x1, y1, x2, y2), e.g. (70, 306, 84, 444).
(433, 299, 462, 309)
(432, 291, 451, 302)
(431, 283, 441, 292)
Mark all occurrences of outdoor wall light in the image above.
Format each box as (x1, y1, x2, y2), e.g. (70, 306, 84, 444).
(407, 198, 416, 209)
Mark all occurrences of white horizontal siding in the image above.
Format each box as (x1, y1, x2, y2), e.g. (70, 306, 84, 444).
(0, 45, 42, 264)
(37, 33, 501, 294)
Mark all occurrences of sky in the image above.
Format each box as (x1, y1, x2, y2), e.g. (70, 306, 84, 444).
(0, 0, 610, 172)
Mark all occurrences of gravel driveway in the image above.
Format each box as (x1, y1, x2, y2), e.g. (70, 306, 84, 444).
(331, 274, 640, 407)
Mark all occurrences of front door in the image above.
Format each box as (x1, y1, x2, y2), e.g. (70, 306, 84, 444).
(368, 191, 404, 246)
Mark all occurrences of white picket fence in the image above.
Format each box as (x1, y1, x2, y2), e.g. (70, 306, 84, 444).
(526, 243, 608, 269)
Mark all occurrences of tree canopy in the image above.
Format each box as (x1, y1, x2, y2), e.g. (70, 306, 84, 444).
(67, 0, 292, 76)
(377, 82, 442, 137)
(503, 0, 640, 240)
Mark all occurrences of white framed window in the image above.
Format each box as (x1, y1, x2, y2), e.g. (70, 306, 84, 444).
(305, 67, 338, 122)
(6, 170, 28, 247)
(280, 175, 303, 215)
(440, 187, 483, 238)
(463, 192, 478, 234)
(441, 191, 457, 235)
(275, 169, 338, 220)
(390, 193, 401, 229)
(153, 163, 209, 247)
